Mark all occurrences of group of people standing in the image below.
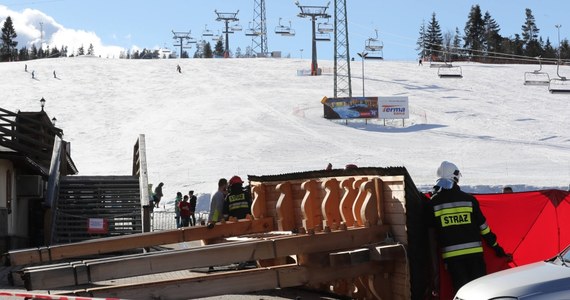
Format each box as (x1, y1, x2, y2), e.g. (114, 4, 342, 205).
(208, 176, 252, 227)
(175, 190, 197, 228)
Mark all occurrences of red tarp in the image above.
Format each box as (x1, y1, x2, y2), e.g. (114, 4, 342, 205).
(436, 189, 570, 300)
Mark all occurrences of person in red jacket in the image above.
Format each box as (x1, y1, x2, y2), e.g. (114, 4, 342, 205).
(179, 195, 191, 227)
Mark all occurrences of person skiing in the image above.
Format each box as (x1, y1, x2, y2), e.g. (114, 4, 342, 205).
(176, 64, 181, 73)
(426, 161, 512, 295)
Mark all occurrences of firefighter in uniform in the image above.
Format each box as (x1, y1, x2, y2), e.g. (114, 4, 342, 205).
(426, 161, 511, 294)
(224, 176, 252, 219)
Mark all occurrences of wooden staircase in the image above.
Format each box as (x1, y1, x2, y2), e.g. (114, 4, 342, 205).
(52, 175, 143, 244)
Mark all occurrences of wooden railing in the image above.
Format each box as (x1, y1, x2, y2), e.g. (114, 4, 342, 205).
(132, 134, 151, 232)
(46, 136, 66, 245)
(0, 107, 62, 168)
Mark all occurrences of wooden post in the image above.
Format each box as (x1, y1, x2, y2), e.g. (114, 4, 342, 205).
(360, 181, 379, 227)
(251, 184, 267, 219)
(276, 182, 295, 231)
(350, 177, 368, 226)
(321, 178, 342, 229)
(301, 180, 322, 230)
(374, 178, 385, 224)
(339, 178, 356, 225)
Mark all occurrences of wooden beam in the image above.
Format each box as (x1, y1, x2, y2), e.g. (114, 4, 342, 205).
(68, 261, 391, 300)
(23, 225, 389, 290)
(9, 217, 274, 266)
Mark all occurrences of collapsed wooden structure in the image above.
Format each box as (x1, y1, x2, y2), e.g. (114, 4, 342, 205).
(5, 167, 429, 300)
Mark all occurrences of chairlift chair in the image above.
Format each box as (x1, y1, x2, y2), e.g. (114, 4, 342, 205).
(524, 57, 550, 86)
(364, 29, 384, 59)
(438, 66, 463, 78)
(315, 32, 331, 42)
(245, 22, 260, 36)
(317, 19, 334, 33)
(212, 31, 221, 41)
(202, 24, 214, 37)
(231, 22, 243, 32)
(275, 18, 289, 35)
(549, 61, 570, 93)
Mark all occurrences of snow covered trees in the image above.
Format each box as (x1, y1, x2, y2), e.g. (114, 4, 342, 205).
(463, 5, 485, 56)
(1, 16, 18, 62)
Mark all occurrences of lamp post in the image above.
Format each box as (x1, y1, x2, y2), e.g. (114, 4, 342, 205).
(40, 97, 46, 111)
(555, 24, 562, 59)
(51, 117, 57, 126)
(300, 48, 303, 59)
(357, 51, 368, 96)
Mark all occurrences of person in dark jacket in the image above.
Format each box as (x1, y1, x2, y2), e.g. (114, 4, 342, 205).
(179, 195, 191, 227)
(153, 182, 164, 208)
(188, 190, 197, 226)
(426, 161, 511, 295)
(223, 176, 252, 220)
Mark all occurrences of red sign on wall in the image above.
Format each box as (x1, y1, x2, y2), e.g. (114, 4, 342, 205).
(87, 218, 108, 234)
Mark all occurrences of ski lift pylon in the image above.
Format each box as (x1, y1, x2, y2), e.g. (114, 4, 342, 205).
(524, 57, 550, 86)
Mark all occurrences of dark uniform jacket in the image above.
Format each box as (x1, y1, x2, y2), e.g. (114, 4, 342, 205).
(224, 184, 252, 219)
(427, 183, 499, 260)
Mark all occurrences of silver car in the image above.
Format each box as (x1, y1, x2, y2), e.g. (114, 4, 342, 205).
(454, 244, 570, 300)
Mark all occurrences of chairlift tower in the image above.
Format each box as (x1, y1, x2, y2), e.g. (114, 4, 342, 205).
(296, 1, 331, 76)
(251, 0, 268, 57)
(215, 10, 239, 58)
(333, 0, 352, 97)
(171, 30, 194, 58)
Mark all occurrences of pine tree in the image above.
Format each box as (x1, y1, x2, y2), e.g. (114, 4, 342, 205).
(214, 39, 224, 57)
(426, 13, 443, 59)
(452, 27, 462, 59)
(235, 46, 242, 58)
(30, 44, 38, 59)
(203, 42, 213, 58)
(416, 20, 427, 58)
(87, 43, 94, 55)
(463, 5, 485, 56)
(560, 39, 570, 59)
(483, 11, 502, 54)
(543, 38, 557, 59)
(181, 50, 189, 58)
(521, 8, 539, 45)
(78, 45, 85, 55)
(1, 16, 18, 61)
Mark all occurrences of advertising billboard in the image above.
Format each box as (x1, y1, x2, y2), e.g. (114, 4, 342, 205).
(379, 97, 409, 119)
(322, 97, 379, 119)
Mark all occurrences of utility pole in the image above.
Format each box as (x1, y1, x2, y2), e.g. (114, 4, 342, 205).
(215, 10, 239, 58)
(555, 24, 562, 59)
(251, 0, 268, 57)
(357, 51, 368, 96)
(333, 0, 352, 98)
(172, 30, 195, 58)
(296, 1, 331, 76)
(39, 22, 44, 48)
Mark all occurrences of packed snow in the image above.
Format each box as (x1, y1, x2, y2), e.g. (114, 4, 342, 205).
(1, 57, 569, 209)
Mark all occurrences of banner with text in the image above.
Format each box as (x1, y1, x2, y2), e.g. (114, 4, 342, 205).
(379, 96, 409, 119)
(322, 97, 379, 119)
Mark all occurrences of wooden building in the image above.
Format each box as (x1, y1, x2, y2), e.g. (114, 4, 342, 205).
(0, 106, 77, 252)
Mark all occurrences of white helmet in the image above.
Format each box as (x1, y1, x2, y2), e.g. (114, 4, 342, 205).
(437, 161, 462, 183)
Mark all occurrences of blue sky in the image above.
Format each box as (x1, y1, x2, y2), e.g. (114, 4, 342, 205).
(1, 0, 568, 60)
